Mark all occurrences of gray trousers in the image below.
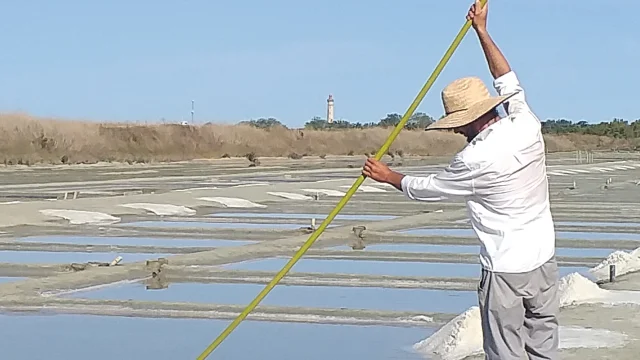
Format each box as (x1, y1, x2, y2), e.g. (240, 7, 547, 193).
(478, 257, 559, 360)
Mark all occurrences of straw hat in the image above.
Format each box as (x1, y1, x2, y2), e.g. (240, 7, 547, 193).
(426, 76, 516, 130)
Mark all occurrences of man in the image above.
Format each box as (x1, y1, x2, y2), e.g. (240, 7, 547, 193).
(362, 1, 559, 359)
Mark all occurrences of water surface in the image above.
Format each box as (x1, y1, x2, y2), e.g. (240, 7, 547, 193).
(398, 228, 640, 241)
(224, 258, 592, 279)
(330, 244, 615, 258)
(123, 221, 315, 230)
(69, 282, 475, 314)
(209, 212, 397, 221)
(19, 236, 255, 248)
(0, 314, 431, 360)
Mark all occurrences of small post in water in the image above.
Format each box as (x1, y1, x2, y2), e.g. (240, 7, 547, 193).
(609, 264, 616, 282)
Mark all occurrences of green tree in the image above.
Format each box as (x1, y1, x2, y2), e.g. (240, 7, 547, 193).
(240, 117, 286, 129)
(405, 112, 435, 130)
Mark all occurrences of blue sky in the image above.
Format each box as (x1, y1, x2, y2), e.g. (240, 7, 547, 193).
(1, 0, 637, 127)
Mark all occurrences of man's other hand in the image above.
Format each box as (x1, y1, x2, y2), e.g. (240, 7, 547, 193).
(467, 0, 488, 31)
(362, 158, 392, 183)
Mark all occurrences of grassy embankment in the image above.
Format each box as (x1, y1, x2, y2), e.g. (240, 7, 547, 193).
(1, 113, 636, 165)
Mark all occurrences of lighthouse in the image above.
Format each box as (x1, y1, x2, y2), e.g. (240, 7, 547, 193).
(326, 94, 334, 124)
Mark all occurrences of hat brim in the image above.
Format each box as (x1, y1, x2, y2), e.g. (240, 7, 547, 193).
(425, 93, 517, 131)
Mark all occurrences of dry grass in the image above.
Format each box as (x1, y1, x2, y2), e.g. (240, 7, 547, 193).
(0, 113, 636, 165)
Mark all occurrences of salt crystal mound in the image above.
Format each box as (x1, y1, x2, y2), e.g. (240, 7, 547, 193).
(589, 250, 640, 281)
(558, 273, 608, 307)
(266, 192, 313, 200)
(300, 188, 346, 197)
(412, 306, 483, 360)
(198, 197, 267, 208)
(414, 273, 617, 360)
(39, 209, 121, 225)
(120, 203, 196, 216)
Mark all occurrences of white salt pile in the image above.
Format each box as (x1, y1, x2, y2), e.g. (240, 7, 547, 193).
(558, 273, 608, 307)
(300, 188, 346, 197)
(413, 306, 483, 360)
(266, 192, 313, 200)
(559, 272, 640, 306)
(198, 197, 267, 208)
(39, 209, 121, 225)
(414, 272, 637, 360)
(120, 203, 196, 216)
(589, 250, 640, 281)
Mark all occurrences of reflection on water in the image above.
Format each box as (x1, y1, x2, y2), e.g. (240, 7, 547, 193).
(209, 212, 397, 221)
(556, 221, 640, 228)
(0, 314, 431, 360)
(224, 258, 592, 279)
(397, 228, 640, 241)
(123, 221, 318, 230)
(330, 244, 615, 258)
(68, 281, 475, 314)
(20, 236, 255, 248)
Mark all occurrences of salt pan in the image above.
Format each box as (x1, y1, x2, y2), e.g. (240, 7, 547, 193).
(340, 185, 387, 193)
(266, 192, 313, 200)
(300, 188, 346, 197)
(120, 203, 196, 216)
(39, 209, 120, 225)
(198, 197, 267, 208)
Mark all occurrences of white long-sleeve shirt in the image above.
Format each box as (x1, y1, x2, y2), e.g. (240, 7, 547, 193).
(401, 71, 555, 273)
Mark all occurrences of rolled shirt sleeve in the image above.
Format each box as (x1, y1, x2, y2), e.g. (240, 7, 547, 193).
(401, 155, 475, 200)
(493, 71, 531, 118)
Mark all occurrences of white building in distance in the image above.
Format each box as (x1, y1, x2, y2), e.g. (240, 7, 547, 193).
(326, 94, 334, 123)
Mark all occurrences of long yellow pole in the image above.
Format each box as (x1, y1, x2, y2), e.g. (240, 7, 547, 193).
(196, 3, 484, 358)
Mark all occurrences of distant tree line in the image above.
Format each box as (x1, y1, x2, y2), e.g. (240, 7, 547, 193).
(541, 118, 640, 139)
(240, 112, 436, 131)
(240, 115, 640, 139)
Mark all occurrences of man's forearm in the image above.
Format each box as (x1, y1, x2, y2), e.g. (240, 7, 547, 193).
(385, 171, 406, 192)
(475, 27, 511, 79)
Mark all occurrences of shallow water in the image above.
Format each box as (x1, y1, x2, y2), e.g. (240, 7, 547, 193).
(0, 314, 431, 359)
(0, 251, 170, 264)
(208, 212, 398, 221)
(0, 277, 22, 284)
(68, 282, 475, 314)
(398, 228, 640, 241)
(19, 235, 255, 248)
(330, 244, 616, 258)
(224, 258, 592, 279)
(556, 221, 640, 228)
(226, 258, 482, 277)
(123, 221, 316, 230)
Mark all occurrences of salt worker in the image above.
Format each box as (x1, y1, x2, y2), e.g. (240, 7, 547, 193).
(362, 1, 559, 359)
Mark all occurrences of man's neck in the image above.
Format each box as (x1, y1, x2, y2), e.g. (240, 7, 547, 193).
(479, 116, 500, 132)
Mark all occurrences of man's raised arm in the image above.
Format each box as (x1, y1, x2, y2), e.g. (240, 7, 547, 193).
(468, 0, 510, 79)
(468, 0, 532, 118)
